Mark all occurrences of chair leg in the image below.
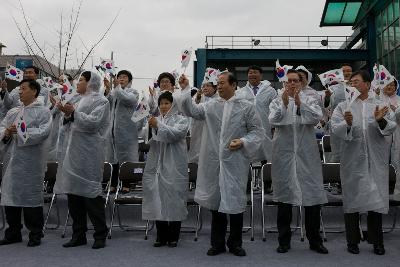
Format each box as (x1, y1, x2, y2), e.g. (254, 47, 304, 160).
(108, 203, 117, 239)
(194, 206, 201, 241)
(299, 206, 305, 242)
(144, 220, 150, 240)
(61, 210, 70, 238)
(0, 206, 5, 231)
(320, 209, 327, 242)
(359, 215, 365, 241)
(262, 201, 266, 242)
(43, 193, 56, 233)
(250, 188, 254, 241)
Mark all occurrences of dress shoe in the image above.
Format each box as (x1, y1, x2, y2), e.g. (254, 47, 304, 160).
(347, 244, 360, 254)
(310, 243, 329, 254)
(373, 244, 385, 255)
(92, 239, 106, 249)
(276, 244, 291, 253)
(206, 246, 226, 256)
(168, 241, 178, 248)
(27, 239, 41, 247)
(63, 237, 87, 248)
(0, 238, 22, 246)
(229, 246, 246, 257)
(153, 240, 167, 247)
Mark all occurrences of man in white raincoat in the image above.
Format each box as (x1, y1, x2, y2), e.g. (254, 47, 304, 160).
(104, 70, 140, 193)
(238, 65, 277, 162)
(142, 91, 189, 247)
(325, 64, 353, 162)
(269, 69, 328, 254)
(2, 66, 50, 110)
(331, 70, 396, 255)
(179, 72, 263, 257)
(0, 79, 51, 247)
(54, 71, 110, 249)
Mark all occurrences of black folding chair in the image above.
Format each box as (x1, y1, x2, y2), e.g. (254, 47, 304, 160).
(186, 163, 202, 241)
(321, 135, 331, 163)
(261, 163, 304, 242)
(108, 162, 152, 239)
(385, 164, 400, 233)
(43, 162, 60, 232)
(61, 162, 113, 238)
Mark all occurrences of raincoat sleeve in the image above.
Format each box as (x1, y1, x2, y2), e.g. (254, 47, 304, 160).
(20, 109, 52, 146)
(268, 97, 287, 125)
(376, 108, 397, 136)
(114, 86, 139, 107)
(298, 95, 323, 125)
(331, 102, 356, 141)
(0, 109, 15, 148)
(154, 116, 189, 143)
(179, 88, 206, 121)
(3, 88, 18, 109)
(73, 100, 110, 132)
(240, 105, 264, 158)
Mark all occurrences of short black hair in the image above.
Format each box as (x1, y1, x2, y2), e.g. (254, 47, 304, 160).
(297, 69, 308, 80)
(158, 91, 173, 106)
(157, 72, 175, 86)
(247, 65, 263, 74)
(350, 70, 371, 83)
(80, 71, 92, 82)
(342, 63, 352, 68)
(286, 69, 302, 81)
(20, 79, 41, 97)
(117, 70, 133, 82)
(24, 65, 40, 74)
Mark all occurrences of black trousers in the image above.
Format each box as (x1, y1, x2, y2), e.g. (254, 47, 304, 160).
(4, 206, 43, 241)
(344, 211, 383, 246)
(155, 221, 181, 243)
(67, 194, 108, 241)
(277, 203, 323, 246)
(210, 210, 243, 249)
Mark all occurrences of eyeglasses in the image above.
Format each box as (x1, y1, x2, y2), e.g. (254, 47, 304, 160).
(286, 79, 300, 84)
(160, 80, 171, 84)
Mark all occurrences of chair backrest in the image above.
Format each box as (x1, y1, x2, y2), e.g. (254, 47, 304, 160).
(188, 163, 198, 183)
(322, 163, 340, 183)
(102, 162, 113, 184)
(44, 162, 58, 183)
(261, 163, 272, 190)
(118, 162, 146, 184)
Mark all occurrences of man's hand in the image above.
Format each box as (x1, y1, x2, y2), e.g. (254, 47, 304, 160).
(49, 94, 57, 106)
(344, 111, 353, 126)
(195, 88, 203, 104)
(375, 105, 389, 122)
(0, 80, 7, 92)
(104, 78, 111, 95)
(229, 139, 243, 151)
(325, 89, 332, 98)
(5, 125, 17, 137)
(178, 74, 190, 89)
(149, 86, 156, 97)
(148, 116, 158, 129)
(62, 103, 75, 116)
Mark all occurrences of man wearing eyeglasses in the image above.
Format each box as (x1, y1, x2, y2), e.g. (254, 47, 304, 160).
(331, 70, 396, 255)
(268, 69, 328, 254)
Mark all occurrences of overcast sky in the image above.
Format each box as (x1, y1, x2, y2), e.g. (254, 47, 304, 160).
(0, 0, 353, 89)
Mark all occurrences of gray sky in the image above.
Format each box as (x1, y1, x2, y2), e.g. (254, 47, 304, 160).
(0, 0, 353, 89)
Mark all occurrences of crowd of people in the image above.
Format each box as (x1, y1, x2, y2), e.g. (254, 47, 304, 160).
(0, 62, 399, 258)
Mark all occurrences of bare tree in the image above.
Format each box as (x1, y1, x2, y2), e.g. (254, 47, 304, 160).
(13, 0, 120, 79)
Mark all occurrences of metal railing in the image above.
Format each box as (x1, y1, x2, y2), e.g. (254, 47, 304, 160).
(205, 35, 353, 49)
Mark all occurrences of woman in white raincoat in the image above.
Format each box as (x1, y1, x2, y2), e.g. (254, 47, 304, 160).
(188, 78, 219, 163)
(54, 70, 110, 250)
(148, 72, 181, 116)
(331, 70, 396, 255)
(104, 70, 140, 193)
(379, 80, 400, 201)
(179, 72, 263, 257)
(0, 79, 51, 247)
(142, 91, 189, 247)
(268, 69, 328, 254)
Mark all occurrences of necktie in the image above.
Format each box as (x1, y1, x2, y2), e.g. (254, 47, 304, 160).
(253, 86, 258, 96)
